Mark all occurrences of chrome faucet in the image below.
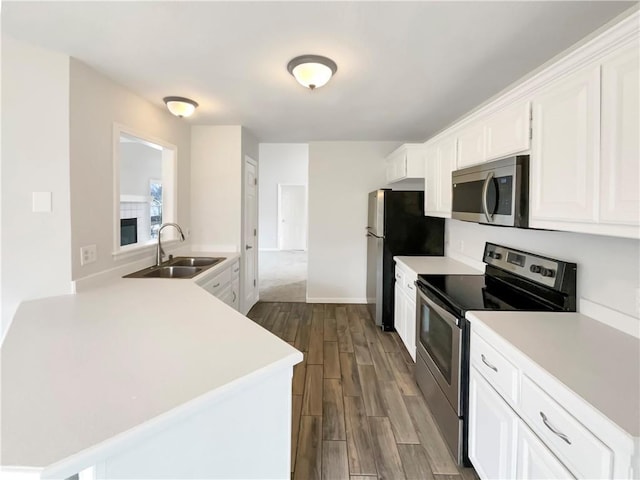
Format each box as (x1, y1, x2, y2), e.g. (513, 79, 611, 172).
(156, 223, 186, 266)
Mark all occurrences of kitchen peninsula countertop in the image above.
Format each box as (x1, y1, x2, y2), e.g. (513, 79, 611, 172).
(467, 310, 640, 438)
(1, 251, 302, 474)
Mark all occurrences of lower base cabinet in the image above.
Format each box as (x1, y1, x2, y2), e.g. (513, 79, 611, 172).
(393, 262, 418, 361)
(517, 421, 575, 480)
(197, 259, 241, 311)
(469, 366, 572, 480)
(468, 366, 518, 480)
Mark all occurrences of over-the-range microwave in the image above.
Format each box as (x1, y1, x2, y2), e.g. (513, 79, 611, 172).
(451, 155, 529, 228)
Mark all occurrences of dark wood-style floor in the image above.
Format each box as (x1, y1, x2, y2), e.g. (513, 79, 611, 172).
(247, 302, 479, 480)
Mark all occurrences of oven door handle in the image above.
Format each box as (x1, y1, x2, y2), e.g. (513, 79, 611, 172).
(482, 172, 494, 223)
(418, 288, 461, 329)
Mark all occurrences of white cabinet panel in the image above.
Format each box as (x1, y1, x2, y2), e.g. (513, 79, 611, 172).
(486, 102, 531, 161)
(424, 136, 456, 218)
(600, 44, 640, 227)
(457, 123, 486, 168)
(530, 66, 600, 223)
(517, 422, 575, 480)
(468, 366, 518, 480)
(386, 144, 426, 183)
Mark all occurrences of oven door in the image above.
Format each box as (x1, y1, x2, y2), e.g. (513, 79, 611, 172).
(416, 287, 462, 412)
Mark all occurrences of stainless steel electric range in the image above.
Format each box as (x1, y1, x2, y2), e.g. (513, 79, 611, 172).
(415, 242, 577, 466)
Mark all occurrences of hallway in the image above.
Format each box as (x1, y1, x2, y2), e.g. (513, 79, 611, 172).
(259, 250, 307, 302)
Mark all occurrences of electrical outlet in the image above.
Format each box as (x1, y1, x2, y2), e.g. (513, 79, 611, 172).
(80, 245, 97, 266)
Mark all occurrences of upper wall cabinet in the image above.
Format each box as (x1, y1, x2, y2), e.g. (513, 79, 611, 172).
(424, 135, 457, 218)
(600, 44, 640, 227)
(386, 144, 426, 183)
(530, 41, 640, 239)
(456, 101, 532, 169)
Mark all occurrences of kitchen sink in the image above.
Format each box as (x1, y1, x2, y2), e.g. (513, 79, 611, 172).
(168, 256, 225, 267)
(124, 256, 226, 279)
(142, 266, 201, 278)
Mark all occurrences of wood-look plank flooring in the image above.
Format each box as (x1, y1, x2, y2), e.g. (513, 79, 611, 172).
(247, 302, 479, 480)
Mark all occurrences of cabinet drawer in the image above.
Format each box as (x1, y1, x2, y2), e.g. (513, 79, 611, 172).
(520, 375, 613, 479)
(230, 260, 240, 279)
(203, 267, 232, 297)
(470, 332, 519, 405)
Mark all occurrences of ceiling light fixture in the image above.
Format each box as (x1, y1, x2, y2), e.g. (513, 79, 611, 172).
(287, 55, 337, 90)
(163, 96, 199, 118)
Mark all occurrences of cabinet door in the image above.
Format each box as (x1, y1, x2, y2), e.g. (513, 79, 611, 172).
(530, 65, 600, 223)
(457, 123, 486, 168)
(394, 281, 406, 347)
(486, 102, 531, 161)
(468, 367, 518, 480)
(405, 296, 417, 361)
(436, 136, 457, 215)
(600, 44, 640, 227)
(424, 144, 439, 216)
(517, 422, 575, 480)
(231, 278, 240, 311)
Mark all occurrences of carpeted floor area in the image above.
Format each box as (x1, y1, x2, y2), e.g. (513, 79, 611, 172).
(259, 250, 307, 302)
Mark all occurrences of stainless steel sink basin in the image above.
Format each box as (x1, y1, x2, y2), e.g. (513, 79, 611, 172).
(169, 256, 225, 267)
(142, 266, 201, 278)
(124, 256, 226, 279)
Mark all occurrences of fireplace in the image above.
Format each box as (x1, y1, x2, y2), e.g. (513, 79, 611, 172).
(120, 218, 138, 246)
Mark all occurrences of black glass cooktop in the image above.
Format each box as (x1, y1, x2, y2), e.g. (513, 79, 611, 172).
(417, 274, 556, 317)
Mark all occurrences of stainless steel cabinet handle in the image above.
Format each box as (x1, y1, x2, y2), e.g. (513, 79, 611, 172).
(395, 274, 402, 281)
(481, 354, 498, 372)
(407, 283, 414, 290)
(233, 268, 240, 273)
(213, 282, 220, 288)
(481, 172, 495, 223)
(245, 244, 253, 250)
(540, 412, 572, 445)
(232, 291, 236, 302)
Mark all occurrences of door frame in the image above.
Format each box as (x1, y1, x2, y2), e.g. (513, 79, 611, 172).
(242, 156, 259, 314)
(277, 183, 307, 251)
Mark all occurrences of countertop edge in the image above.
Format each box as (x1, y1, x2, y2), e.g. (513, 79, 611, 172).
(40, 351, 303, 479)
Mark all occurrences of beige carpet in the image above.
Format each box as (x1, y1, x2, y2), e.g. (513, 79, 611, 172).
(259, 250, 307, 302)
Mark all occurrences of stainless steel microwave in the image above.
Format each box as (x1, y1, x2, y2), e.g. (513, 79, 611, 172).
(451, 155, 529, 228)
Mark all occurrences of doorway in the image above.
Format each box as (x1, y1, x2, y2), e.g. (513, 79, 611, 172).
(278, 184, 307, 250)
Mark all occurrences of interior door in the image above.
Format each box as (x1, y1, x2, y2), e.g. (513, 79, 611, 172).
(278, 185, 307, 250)
(243, 157, 259, 313)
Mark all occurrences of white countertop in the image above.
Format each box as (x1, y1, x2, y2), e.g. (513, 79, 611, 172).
(394, 255, 484, 275)
(1, 252, 303, 472)
(467, 310, 640, 438)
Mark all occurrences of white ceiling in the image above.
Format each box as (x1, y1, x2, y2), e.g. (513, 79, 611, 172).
(2, 1, 634, 142)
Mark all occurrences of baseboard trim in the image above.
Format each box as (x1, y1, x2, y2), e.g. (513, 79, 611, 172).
(306, 297, 367, 304)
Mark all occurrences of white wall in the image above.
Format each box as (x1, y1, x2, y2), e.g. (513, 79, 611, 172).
(307, 141, 401, 302)
(120, 142, 162, 196)
(446, 219, 640, 326)
(69, 58, 192, 280)
(1, 35, 73, 337)
(191, 126, 242, 251)
(258, 144, 308, 250)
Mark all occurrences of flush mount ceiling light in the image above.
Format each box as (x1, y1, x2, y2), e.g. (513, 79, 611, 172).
(287, 55, 338, 90)
(163, 96, 199, 118)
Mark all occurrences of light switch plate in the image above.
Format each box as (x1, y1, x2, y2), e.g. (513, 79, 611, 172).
(32, 192, 52, 213)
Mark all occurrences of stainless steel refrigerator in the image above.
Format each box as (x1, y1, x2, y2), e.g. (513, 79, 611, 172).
(366, 190, 444, 330)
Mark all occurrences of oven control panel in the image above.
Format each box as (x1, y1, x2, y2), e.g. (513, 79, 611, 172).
(484, 243, 563, 289)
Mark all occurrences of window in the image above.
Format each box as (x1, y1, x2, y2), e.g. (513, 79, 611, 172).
(114, 125, 177, 257)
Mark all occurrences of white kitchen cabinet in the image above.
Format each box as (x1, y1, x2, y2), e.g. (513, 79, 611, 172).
(516, 420, 574, 480)
(393, 261, 418, 361)
(600, 43, 640, 227)
(485, 101, 531, 161)
(424, 135, 456, 218)
(468, 366, 518, 480)
(457, 122, 486, 168)
(197, 259, 241, 311)
(469, 321, 635, 480)
(530, 64, 601, 224)
(386, 144, 427, 183)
